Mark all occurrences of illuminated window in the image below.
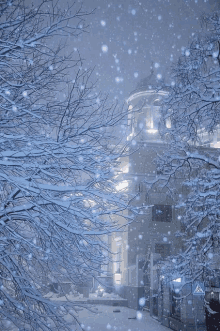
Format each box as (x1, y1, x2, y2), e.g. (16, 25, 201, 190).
(166, 118, 171, 128)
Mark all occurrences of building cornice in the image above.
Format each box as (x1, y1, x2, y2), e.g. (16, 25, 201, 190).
(127, 89, 169, 104)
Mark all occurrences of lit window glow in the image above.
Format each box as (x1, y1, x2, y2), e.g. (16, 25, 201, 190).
(147, 129, 158, 134)
(212, 142, 220, 148)
(166, 118, 171, 128)
(116, 180, 128, 191)
(122, 165, 129, 173)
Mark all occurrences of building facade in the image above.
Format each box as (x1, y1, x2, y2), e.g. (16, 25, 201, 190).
(110, 73, 219, 330)
(116, 74, 182, 306)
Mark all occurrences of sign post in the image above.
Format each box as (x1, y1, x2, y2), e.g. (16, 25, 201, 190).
(192, 283, 205, 296)
(192, 282, 205, 331)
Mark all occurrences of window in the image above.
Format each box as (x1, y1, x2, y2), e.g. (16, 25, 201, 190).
(166, 118, 171, 129)
(135, 183, 143, 192)
(152, 205, 172, 222)
(155, 243, 171, 258)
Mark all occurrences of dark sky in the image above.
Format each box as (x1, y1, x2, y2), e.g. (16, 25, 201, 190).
(71, 0, 219, 102)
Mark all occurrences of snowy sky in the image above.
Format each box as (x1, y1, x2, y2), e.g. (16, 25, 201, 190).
(72, 0, 219, 102)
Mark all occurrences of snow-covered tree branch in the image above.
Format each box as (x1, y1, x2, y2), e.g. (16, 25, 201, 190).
(155, 11, 220, 287)
(0, 1, 136, 330)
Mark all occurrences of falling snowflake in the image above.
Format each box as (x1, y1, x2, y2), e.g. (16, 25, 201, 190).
(101, 20, 106, 26)
(139, 297, 145, 306)
(157, 74, 162, 80)
(158, 15, 162, 20)
(128, 49, 132, 54)
(185, 50, 190, 56)
(134, 72, 139, 78)
(131, 9, 136, 15)
(136, 311, 142, 320)
(154, 62, 160, 68)
(115, 77, 123, 83)
(106, 323, 111, 329)
(101, 45, 108, 53)
(22, 91, 28, 97)
(12, 105, 17, 112)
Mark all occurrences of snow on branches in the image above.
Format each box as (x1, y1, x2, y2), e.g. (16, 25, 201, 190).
(0, 1, 136, 330)
(157, 11, 220, 287)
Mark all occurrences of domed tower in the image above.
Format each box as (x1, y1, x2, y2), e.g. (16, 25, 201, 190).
(117, 72, 182, 313)
(127, 71, 169, 142)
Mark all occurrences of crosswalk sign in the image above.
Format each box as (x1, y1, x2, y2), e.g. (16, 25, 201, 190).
(193, 283, 205, 295)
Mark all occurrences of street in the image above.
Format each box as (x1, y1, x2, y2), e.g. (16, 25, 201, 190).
(73, 305, 170, 331)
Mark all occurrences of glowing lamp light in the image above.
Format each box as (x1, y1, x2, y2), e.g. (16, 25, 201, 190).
(147, 129, 158, 134)
(213, 142, 220, 148)
(122, 165, 129, 173)
(116, 180, 128, 191)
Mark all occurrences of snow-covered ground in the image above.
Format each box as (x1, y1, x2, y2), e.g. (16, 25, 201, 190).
(43, 292, 170, 330)
(72, 304, 170, 331)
